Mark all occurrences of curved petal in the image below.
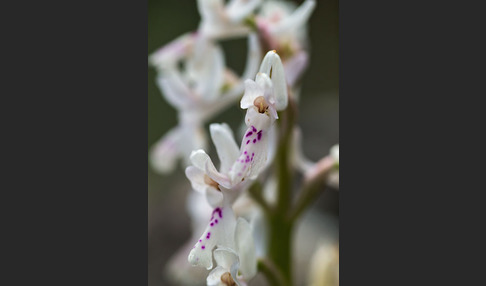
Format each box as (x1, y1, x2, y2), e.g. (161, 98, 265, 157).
(210, 123, 240, 173)
(206, 159, 232, 189)
(235, 218, 257, 280)
(156, 72, 195, 109)
(185, 166, 207, 193)
(241, 33, 262, 82)
(270, 0, 316, 36)
(206, 266, 228, 286)
(240, 79, 262, 109)
(258, 51, 288, 110)
(214, 247, 239, 270)
(190, 149, 214, 171)
(189, 150, 232, 189)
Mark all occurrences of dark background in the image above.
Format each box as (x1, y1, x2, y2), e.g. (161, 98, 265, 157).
(148, 0, 339, 285)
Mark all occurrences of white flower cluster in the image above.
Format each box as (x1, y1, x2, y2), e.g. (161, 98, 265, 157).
(149, 1, 340, 285)
(149, 0, 317, 174)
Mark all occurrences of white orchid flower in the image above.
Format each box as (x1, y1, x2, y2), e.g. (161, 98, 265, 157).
(149, 33, 261, 174)
(257, 0, 316, 86)
(187, 195, 257, 280)
(298, 143, 339, 189)
(205, 218, 256, 286)
(197, 0, 262, 40)
(193, 52, 287, 190)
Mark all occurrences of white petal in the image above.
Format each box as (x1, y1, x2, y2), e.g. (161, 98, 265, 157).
(189, 149, 230, 187)
(210, 123, 240, 173)
(226, 0, 262, 23)
(244, 107, 273, 130)
(197, 0, 225, 26)
(206, 266, 228, 286)
(188, 204, 237, 269)
(235, 218, 257, 280)
(149, 127, 182, 173)
(214, 247, 239, 270)
(240, 79, 262, 109)
(185, 166, 207, 193)
(148, 33, 195, 69)
(206, 159, 232, 189)
(190, 149, 213, 171)
(259, 51, 288, 110)
(270, 0, 316, 36)
(156, 72, 195, 109)
(188, 38, 225, 100)
(228, 122, 270, 184)
(179, 124, 208, 167)
(241, 33, 262, 82)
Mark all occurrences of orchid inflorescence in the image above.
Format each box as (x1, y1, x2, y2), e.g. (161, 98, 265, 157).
(149, 1, 338, 285)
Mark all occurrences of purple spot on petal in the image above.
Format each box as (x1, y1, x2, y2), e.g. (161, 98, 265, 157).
(210, 223, 214, 226)
(252, 126, 257, 132)
(257, 130, 262, 140)
(244, 151, 247, 154)
(199, 239, 202, 242)
(253, 139, 256, 143)
(246, 140, 250, 145)
(215, 219, 218, 223)
(246, 132, 253, 137)
(201, 246, 205, 250)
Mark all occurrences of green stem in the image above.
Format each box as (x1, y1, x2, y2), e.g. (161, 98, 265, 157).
(266, 98, 297, 285)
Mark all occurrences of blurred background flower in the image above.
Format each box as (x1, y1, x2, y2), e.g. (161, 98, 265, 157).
(148, 0, 338, 285)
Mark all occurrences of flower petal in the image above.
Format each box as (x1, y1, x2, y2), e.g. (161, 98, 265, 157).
(226, 0, 262, 23)
(148, 33, 195, 70)
(228, 121, 270, 184)
(156, 72, 195, 109)
(214, 246, 239, 271)
(187, 38, 225, 101)
(190, 149, 213, 171)
(235, 218, 257, 280)
(270, 0, 316, 37)
(241, 33, 262, 82)
(206, 266, 228, 286)
(185, 166, 207, 193)
(210, 123, 240, 173)
(188, 204, 237, 270)
(258, 51, 288, 110)
(240, 79, 262, 109)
